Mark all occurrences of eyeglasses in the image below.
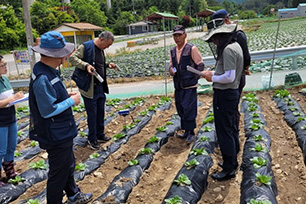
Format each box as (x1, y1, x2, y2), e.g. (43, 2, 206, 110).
(207, 18, 225, 30)
(0, 62, 7, 68)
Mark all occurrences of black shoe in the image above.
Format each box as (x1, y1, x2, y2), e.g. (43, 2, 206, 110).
(97, 135, 111, 143)
(185, 133, 195, 144)
(218, 162, 239, 170)
(177, 131, 188, 139)
(211, 170, 235, 181)
(67, 191, 93, 204)
(88, 140, 99, 150)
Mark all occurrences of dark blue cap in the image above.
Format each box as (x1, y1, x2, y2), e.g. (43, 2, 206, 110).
(212, 9, 229, 19)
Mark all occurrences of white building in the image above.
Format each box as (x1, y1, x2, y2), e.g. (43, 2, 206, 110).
(278, 3, 306, 18)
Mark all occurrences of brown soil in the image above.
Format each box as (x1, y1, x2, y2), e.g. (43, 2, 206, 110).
(9, 87, 306, 204)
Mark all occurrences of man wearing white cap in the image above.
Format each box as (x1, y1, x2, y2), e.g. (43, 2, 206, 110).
(29, 31, 92, 204)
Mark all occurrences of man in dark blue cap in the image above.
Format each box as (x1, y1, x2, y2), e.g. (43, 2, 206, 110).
(212, 9, 251, 162)
(29, 31, 93, 204)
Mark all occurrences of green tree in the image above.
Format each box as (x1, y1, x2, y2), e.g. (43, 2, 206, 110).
(113, 11, 134, 35)
(70, 0, 107, 27)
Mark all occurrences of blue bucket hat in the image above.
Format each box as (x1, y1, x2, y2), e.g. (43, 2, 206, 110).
(32, 31, 75, 58)
(212, 9, 229, 19)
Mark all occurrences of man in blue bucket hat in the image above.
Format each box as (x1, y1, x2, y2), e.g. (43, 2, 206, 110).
(29, 31, 93, 204)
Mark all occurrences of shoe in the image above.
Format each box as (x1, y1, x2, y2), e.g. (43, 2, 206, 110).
(185, 133, 195, 144)
(211, 170, 235, 181)
(218, 162, 239, 170)
(67, 192, 93, 204)
(177, 131, 188, 139)
(88, 140, 99, 150)
(97, 135, 111, 143)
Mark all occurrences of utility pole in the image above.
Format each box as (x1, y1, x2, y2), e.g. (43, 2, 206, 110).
(62, 0, 64, 11)
(22, 0, 36, 69)
(106, 0, 111, 9)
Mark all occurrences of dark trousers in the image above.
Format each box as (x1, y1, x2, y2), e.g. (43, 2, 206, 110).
(82, 84, 106, 142)
(236, 74, 246, 131)
(45, 140, 79, 204)
(175, 88, 197, 131)
(213, 88, 239, 171)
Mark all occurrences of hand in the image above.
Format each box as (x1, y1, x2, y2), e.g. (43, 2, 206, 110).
(71, 92, 80, 106)
(87, 64, 95, 75)
(68, 91, 77, 97)
(13, 91, 24, 100)
(245, 66, 251, 75)
(109, 62, 118, 70)
(169, 67, 176, 76)
(203, 71, 213, 82)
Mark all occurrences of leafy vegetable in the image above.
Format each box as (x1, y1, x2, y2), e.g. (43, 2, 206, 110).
(147, 135, 159, 143)
(139, 110, 149, 116)
(173, 174, 191, 186)
(79, 132, 87, 137)
(14, 151, 22, 157)
(75, 163, 86, 172)
(29, 159, 48, 170)
(113, 133, 126, 141)
(203, 116, 214, 124)
(253, 134, 263, 141)
(190, 148, 208, 156)
(165, 121, 174, 126)
(201, 126, 213, 132)
(255, 173, 272, 186)
(8, 175, 25, 185)
(26, 199, 40, 204)
(156, 126, 167, 132)
(128, 159, 139, 166)
(164, 195, 183, 204)
(89, 153, 100, 159)
(199, 136, 210, 142)
(247, 198, 272, 204)
(29, 141, 38, 147)
(250, 143, 267, 152)
(274, 89, 290, 98)
(185, 159, 200, 170)
(250, 157, 268, 168)
(139, 148, 154, 155)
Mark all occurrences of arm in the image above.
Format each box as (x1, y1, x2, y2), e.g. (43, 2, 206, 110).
(169, 52, 175, 76)
(0, 91, 23, 108)
(191, 46, 204, 71)
(236, 31, 251, 68)
(70, 44, 95, 75)
(33, 75, 75, 118)
(212, 70, 236, 83)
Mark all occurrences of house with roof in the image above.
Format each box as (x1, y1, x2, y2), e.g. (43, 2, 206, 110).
(127, 21, 157, 35)
(278, 3, 306, 18)
(54, 22, 103, 47)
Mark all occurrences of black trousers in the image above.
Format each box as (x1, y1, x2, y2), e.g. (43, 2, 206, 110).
(82, 84, 106, 142)
(45, 140, 79, 204)
(213, 88, 239, 171)
(175, 88, 197, 131)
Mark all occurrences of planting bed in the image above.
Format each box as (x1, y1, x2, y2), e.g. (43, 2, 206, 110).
(2, 86, 306, 204)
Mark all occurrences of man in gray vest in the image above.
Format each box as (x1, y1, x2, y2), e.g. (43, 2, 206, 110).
(169, 25, 204, 144)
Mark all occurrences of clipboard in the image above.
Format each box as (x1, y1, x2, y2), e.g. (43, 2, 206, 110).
(9, 93, 29, 105)
(186, 66, 206, 76)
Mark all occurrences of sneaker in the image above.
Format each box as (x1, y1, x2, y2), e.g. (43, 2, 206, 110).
(88, 140, 99, 150)
(67, 192, 93, 204)
(97, 135, 111, 143)
(177, 131, 188, 139)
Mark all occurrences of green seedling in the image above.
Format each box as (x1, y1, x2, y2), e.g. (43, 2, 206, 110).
(89, 152, 100, 159)
(123, 104, 132, 109)
(173, 174, 191, 186)
(139, 148, 154, 155)
(113, 133, 126, 141)
(128, 159, 139, 166)
(190, 147, 208, 156)
(26, 199, 40, 204)
(29, 141, 38, 147)
(17, 106, 29, 113)
(301, 125, 306, 130)
(251, 118, 263, 124)
(165, 121, 174, 126)
(289, 107, 298, 112)
(127, 123, 136, 129)
(250, 143, 267, 152)
(139, 110, 149, 116)
(250, 157, 268, 168)
(274, 89, 290, 98)
(8, 175, 25, 185)
(17, 131, 24, 137)
(201, 126, 213, 132)
(147, 104, 159, 111)
(29, 159, 48, 170)
(72, 104, 85, 112)
(293, 111, 302, 116)
(147, 135, 159, 143)
(106, 98, 121, 106)
(255, 173, 272, 186)
(79, 132, 87, 137)
(207, 112, 214, 117)
(247, 199, 272, 204)
(203, 116, 214, 124)
(184, 158, 199, 170)
(164, 195, 183, 204)
(14, 151, 22, 157)
(160, 96, 172, 103)
(199, 136, 210, 142)
(131, 98, 145, 106)
(253, 134, 263, 141)
(251, 112, 260, 118)
(156, 126, 167, 132)
(75, 163, 86, 172)
(135, 118, 141, 123)
(249, 123, 264, 131)
(297, 117, 306, 122)
(248, 105, 258, 112)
